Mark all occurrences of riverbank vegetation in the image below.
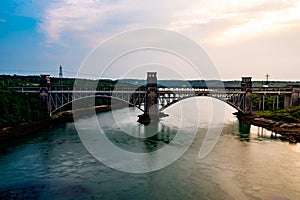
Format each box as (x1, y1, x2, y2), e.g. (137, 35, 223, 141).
(251, 94, 300, 123)
(0, 86, 112, 129)
(0, 86, 48, 128)
(258, 105, 300, 123)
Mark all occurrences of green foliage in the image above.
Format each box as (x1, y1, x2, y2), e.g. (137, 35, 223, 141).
(0, 75, 116, 128)
(0, 87, 48, 128)
(252, 94, 284, 110)
(95, 97, 111, 106)
(258, 105, 300, 123)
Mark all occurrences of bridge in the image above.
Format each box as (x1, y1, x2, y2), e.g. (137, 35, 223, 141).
(13, 72, 300, 123)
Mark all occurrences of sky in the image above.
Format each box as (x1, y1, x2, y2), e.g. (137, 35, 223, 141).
(0, 0, 300, 80)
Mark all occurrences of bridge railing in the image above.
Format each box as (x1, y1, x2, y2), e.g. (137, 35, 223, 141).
(8, 86, 40, 93)
(9, 85, 146, 92)
(252, 86, 292, 91)
(252, 87, 292, 95)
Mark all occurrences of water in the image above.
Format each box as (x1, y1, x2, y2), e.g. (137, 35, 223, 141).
(1, 97, 300, 199)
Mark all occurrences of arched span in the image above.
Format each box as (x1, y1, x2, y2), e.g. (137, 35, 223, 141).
(159, 95, 244, 113)
(50, 94, 144, 115)
(211, 96, 244, 113)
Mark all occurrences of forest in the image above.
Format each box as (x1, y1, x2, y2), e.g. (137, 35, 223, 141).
(0, 86, 48, 128)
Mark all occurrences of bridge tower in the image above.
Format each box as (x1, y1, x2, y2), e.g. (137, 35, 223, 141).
(39, 74, 50, 114)
(241, 77, 252, 114)
(138, 72, 159, 124)
(146, 72, 158, 116)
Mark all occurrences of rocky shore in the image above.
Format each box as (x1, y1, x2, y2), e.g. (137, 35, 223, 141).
(237, 112, 300, 142)
(0, 104, 126, 143)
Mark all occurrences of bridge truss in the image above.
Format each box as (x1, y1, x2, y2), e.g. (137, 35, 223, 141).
(13, 85, 292, 116)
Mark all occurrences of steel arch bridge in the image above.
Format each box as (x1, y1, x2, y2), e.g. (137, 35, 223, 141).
(14, 82, 294, 117)
(46, 87, 248, 115)
(12, 72, 299, 122)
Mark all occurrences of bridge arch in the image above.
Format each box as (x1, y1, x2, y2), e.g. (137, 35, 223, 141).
(158, 95, 244, 113)
(50, 94, 144, 115)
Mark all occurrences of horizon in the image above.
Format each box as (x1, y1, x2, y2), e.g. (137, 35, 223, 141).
(1, 73, 300, 83)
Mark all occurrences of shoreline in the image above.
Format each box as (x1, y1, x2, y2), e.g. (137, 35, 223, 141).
(237, 112, 300, 143)
(0, 104, 127, 143)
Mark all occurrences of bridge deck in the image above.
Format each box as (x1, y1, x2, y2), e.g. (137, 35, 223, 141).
(11, 86, 293, 95)
(9, 85, 296, 115)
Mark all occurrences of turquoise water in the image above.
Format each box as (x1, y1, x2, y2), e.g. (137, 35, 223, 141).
(1, 97, 300, 199)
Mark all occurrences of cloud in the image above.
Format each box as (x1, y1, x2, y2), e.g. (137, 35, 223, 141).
(214, 1, 300, 43)
(205, 25, 300, 80)
(167, 0, 300, 43)
(40, 0, 300, 47)
(40, 0, 175, 46)
(0, 19, 6, 23)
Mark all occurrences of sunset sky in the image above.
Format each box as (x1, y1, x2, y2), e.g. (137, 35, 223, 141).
(1, 0, 300, 80)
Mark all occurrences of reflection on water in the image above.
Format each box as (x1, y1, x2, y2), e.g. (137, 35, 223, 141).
(238, 121, 251, 141)
(0, 97, 300, 199)
(236, 120, 289, 143)
(104, 122, 177, 153)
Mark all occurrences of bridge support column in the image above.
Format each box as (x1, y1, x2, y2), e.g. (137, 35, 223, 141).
(241, 77, 252, 114)
(145, 72, 159, 118)
(284, 95, 291, 109)
(262, 95, 265, 111)
(284, 86, 300, 109)
(245, 90, 252, 113)
(39, 74, 51, 115)
(291, 87, 300, 107)
(138, 72, 160, 125)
